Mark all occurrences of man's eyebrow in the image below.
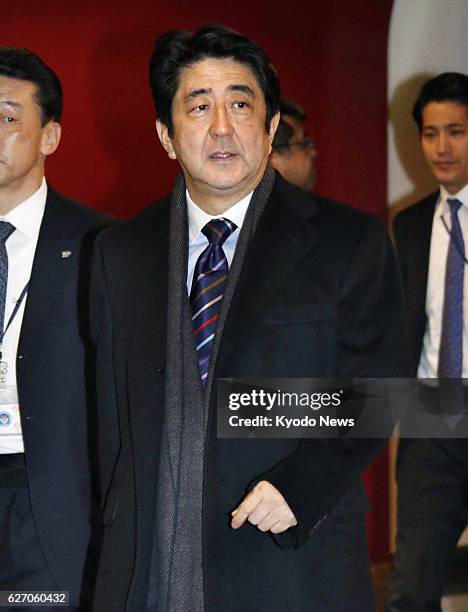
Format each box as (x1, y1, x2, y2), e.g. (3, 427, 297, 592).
(184, 88, 212, 102)
(183, 84, 255, 103)
(0, 100, 22, 109)
(227, 84, 255, 98)
(423, 122, 465, 130)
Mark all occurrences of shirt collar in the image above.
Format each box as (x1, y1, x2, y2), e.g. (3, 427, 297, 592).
(0, 178, 47, 239)
(438, 183, 468, 213)
(186, 189, 253, 243)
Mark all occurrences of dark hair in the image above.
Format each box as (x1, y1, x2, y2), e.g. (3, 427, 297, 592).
(0, 46, 62, 125)
(272, 118, 293, 149)
(149, 24, 280, 136)
(273, 98, 306, 149)
(279, 98, 306, 122)
(413, 72, 468, 131)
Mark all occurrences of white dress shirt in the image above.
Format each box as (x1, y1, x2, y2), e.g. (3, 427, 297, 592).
(418, 183, 468, 379)
(0, 178, 47, 453)
(186, 190, 252, 293)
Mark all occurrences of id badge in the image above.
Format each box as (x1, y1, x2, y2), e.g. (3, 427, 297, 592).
(0, 386, 22, 437)
(0, 402, 21, 435)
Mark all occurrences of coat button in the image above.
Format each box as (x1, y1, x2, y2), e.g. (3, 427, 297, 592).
(156, 366, 165, 374)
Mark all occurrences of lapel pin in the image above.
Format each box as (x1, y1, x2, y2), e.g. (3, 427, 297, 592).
(61, 251, 72, 258)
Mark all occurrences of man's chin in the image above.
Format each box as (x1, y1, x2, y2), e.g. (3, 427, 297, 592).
(435, 173, 464, 193)
(204, 172, 251, 193)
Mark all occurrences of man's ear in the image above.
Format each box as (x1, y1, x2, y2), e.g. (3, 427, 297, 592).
(40, 121, 61, 157)
(156, 119, 177, 160)
(267, 111, 281, 153)
(269, 112, 281, 138)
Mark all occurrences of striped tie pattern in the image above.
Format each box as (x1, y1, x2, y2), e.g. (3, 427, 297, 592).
(190, 218, 237, 382)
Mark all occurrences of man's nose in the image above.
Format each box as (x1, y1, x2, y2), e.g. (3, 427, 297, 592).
(209, 106, 233, 138)
(436, 132, 451, 154)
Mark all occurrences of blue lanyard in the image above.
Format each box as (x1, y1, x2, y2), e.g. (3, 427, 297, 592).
(0, 282, 29, 360)
(441, 215, 468, 265)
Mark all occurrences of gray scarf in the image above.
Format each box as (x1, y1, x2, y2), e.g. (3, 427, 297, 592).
(150, 168, 275, 611)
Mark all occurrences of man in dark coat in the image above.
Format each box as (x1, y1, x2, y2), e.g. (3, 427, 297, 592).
(0, 47, 111, 608)
(91, 25, 408, 612)
(386, 73, 468, 611)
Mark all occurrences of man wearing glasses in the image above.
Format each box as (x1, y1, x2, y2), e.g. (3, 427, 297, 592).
(270, 98, 317, 191)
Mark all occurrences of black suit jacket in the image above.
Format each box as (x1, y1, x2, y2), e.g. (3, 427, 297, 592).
(392, 191, 438, 372)
(16, 187, 111, 606)
(392, 191, 468, 459)
(91, 175, 409, 611)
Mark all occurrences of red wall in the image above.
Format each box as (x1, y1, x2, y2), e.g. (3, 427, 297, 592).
(4, 0, 393, 560)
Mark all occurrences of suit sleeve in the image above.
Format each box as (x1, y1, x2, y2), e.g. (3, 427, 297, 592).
(257, 216, 411, 547)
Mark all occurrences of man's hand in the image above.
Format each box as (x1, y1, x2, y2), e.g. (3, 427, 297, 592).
(231, 480, 297, 534)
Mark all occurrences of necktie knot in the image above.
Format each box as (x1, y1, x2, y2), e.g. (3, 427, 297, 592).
(447, 198, 462, 216)
(201, 218, 237, 247)
(0, 221, 15, 243)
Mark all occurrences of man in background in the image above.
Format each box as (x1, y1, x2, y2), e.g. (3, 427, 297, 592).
(387, 72, 468, 611)
(0, 47, 110, 607)
(270, 98, 317, 190)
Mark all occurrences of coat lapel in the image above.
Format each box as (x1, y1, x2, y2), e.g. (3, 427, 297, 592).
(215, 181, 320, 373)
(125, 202, 170, 437)
(410, 193, 437, 331)
(18, 189, 78, 358)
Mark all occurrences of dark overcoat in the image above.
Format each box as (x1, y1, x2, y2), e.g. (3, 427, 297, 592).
(91, 175, 409, 611)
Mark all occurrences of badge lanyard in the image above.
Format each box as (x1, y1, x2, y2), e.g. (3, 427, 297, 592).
(441, 215, 468, 264)
(0, 282, 29, 364)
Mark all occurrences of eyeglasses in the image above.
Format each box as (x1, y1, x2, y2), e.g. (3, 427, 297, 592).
(273, 137, 316, 151)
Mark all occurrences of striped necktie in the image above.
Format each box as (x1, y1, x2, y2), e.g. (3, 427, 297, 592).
(190, 218, 237, 383)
